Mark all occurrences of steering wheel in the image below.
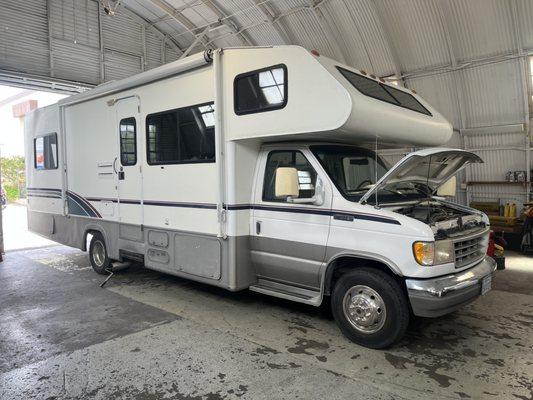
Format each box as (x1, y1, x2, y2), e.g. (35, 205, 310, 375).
(356, 179, 373, 189)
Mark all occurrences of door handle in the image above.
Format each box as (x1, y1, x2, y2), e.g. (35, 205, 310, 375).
(256, 221, 261, 235)
(118, 166, 125, 180)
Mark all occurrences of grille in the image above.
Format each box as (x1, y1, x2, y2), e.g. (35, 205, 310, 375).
(454, 230, 487, 268)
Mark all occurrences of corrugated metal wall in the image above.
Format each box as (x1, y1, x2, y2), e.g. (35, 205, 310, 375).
(1, 0, 531, 207)
(0, 0, 182, 86)
(0, 0, 50, 76)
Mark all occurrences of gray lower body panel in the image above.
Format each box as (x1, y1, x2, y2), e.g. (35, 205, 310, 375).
(251, 236, 325, 290)
(27, 210, 255, 291)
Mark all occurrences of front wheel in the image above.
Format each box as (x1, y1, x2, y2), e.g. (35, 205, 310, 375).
(331, 268, 410, 349)
(89, 232, 112, 275)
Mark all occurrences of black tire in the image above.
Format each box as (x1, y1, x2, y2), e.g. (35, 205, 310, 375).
(89, 232, 112, 275)
(331, 268, 409, 349)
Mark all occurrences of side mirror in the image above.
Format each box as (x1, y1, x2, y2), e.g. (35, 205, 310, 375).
(274, 167, 325, 206)
(437, 176, 456, 197)
(275, 167, 299, 198)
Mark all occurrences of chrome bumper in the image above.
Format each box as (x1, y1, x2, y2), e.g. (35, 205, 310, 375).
(405, 256, 497, 317)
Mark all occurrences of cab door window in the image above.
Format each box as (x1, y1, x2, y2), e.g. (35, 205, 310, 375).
(262, 150, 317, 202)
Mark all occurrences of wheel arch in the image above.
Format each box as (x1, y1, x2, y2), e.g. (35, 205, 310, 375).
(323, 252, 403, 296)
(82, 225, 108, 252)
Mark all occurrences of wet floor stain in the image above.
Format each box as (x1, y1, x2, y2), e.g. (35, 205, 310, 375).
(484, 358, 505, 367)
(384, 352, 456, 388)
(255, 345, 280, 356)
(266, 362, 301, 370)
(286, 337, 329, 356)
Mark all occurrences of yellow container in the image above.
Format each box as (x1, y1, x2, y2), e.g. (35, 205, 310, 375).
(504, 203, 510, 217)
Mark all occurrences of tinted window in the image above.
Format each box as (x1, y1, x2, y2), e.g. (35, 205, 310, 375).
(120, 117, 136, 166)
(338, 68, 397, 104)
(263, 150, 317, 202)
(34, 133, 58, 170)
(146, 103, 215, 165)
(383, 85, 431, 115)
(337, 67, 432, 116)
(234, 65, 287, 115)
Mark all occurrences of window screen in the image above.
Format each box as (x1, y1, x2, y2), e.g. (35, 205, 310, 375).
(146, 102, 215, 165)
(234, 65, 287, 115)
(120, 117, 137, 166)
(263, 150, 317, 202)
(337, 67, 432, 116)
(34, 133, 58, 170)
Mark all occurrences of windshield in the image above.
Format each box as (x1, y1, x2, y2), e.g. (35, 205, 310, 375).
(311, 145, 428, 203)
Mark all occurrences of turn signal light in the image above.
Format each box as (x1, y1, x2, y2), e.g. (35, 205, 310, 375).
(413, 242, 434, 266)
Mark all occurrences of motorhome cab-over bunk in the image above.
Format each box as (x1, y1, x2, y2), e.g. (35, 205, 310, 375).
(25, 46, 496, 348)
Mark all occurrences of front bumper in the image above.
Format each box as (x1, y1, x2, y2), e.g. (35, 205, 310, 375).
(405, 256, 497, 318)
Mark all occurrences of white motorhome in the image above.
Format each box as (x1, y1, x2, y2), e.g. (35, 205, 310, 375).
(25, 46, 496, 348)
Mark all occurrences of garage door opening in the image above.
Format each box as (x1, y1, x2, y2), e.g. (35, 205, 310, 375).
(0, 84, 67, 251)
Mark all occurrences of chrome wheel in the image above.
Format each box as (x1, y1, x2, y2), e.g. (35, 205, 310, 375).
(342, 285, 386, 334)
(92, 240, 106, 267)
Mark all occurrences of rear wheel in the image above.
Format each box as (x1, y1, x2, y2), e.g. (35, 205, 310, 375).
(331, 268, 409, 349)
(89, 232, 111, 275)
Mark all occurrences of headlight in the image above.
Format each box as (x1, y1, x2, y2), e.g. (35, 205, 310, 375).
(413, 240, 454, 266)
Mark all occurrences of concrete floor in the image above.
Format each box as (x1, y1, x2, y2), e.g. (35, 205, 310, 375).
(0, 246, 532, 400)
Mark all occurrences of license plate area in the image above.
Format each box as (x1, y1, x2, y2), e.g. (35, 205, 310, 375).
(481, 275, 492, 295)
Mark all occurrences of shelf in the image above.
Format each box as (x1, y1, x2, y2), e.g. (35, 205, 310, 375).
(466, 181, 528, 186)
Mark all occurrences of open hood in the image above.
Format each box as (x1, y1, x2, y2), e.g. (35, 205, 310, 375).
(359, 148, 483, 203)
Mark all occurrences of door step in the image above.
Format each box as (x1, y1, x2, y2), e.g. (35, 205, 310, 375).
(249, 278, 322, 306)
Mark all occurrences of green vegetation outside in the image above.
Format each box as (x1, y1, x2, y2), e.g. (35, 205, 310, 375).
(1, 156, 25, 202)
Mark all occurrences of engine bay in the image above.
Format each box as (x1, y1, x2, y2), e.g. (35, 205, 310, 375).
(392, 200, 486, 237)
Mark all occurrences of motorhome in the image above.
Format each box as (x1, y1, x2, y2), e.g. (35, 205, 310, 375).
(25, 46, 496, 349)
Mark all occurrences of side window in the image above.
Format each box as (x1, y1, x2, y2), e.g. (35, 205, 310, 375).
(234, 65, 287, 115)
(120, 117, 137, 166)
(263, 150, 317, 202)
(146, 102, 215, 165)
(34, 133, 58, 170)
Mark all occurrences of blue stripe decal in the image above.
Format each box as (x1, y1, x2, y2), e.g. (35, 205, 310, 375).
(27, 187, 61, 193)
(231, 204, 400, 225)
(27, 194, 62, 199)
(27, 189, 399, 225)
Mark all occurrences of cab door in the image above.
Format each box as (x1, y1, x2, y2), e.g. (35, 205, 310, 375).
(115, 96, 143, 231)
(251, 148, 333, 291)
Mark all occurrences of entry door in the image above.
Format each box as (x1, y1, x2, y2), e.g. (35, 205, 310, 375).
(115, 97, 142, 227)
(251, 149, 332, 290)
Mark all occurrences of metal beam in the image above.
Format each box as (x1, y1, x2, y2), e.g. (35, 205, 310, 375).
(97, 1, 105, 82)
(200, 0, 256, 46)
(436, 0, 466, 131)
(367, 1, 403, 83)
(179, 27, 210, 59)
(121, 4, 184, 55)
(251, 0, 292, 44)
(46, 0, 55, 78)
(509, 0, 531, 199)
(147, 0, 211, 50)
(309, 0, 346, 63)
